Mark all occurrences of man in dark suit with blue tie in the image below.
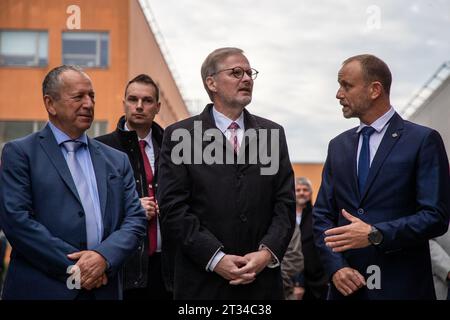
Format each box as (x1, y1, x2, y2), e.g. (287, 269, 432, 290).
(0, 65, 147, 299)
(313, 54, 450, 299)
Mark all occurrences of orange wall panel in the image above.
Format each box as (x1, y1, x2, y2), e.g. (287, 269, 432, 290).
(0, 0, 130, 129)
(0, 0, 189, 133)
(292, 162, 324, 203)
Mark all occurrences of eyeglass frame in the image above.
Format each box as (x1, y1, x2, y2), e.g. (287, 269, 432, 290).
(208, 66, 259, 80)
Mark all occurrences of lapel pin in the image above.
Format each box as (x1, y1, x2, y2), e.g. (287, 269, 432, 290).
(392, 132, 398, 138)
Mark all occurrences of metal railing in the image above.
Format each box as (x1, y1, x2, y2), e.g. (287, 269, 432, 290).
(402, 61, 450, 119)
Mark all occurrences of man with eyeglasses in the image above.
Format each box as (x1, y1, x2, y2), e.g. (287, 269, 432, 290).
(157, 47, 296, 299)
(96, 74, 172, 300)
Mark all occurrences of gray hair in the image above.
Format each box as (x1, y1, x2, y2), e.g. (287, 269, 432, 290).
(295, 177, 312, 191)
(42, 65, 86, 100)
(201, 47, 244, 101)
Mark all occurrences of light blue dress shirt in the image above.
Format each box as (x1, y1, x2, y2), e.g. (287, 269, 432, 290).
(48, 122, 103, 247)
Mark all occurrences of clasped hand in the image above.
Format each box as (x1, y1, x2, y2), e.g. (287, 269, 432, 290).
(214, 249, 273, 285)
(67, 250, 108, 290)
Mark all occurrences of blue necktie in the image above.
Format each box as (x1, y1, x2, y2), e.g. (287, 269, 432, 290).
(63, 140, 100, 249)
(358, 126, 376, 192)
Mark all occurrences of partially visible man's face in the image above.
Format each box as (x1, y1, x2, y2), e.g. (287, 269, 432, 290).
(295, 183, 312, 206)
(209, 53, 253, 109)
(336, 60, 372, 120)
(123, 82, 160, 129)
(46, 70, 95, 139)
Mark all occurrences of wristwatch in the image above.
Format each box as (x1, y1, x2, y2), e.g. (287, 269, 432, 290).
(368, 226, 383, 246)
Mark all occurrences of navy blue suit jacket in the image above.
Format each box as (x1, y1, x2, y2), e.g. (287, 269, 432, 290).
(0, 124, 146, 300)
(313, 112, 450, 299)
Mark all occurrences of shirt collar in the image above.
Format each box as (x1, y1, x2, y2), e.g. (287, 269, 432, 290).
(124, 122, 152, 145)
(357, 106, 395, 133)
(212, 105, 245, 133)
(48, 121, 88, 145)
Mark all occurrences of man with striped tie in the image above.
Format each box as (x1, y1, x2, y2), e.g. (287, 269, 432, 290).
(157, 47, 296, 299)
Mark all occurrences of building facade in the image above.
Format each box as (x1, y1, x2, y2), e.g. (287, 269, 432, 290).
(0, 0, 190, 151)
(403, 62, 450, 160)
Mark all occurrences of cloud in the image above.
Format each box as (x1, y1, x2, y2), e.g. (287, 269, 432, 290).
(148, 0, 450, 161)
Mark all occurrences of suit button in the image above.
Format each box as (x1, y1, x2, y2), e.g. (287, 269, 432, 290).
(357, 208, 365, 215)
(78, 211, 84, 217)
(136, 180, 140, 184)
(239, 214, 247, 222)
(138, 246, 142, 250)
(134, 281, 138, 286)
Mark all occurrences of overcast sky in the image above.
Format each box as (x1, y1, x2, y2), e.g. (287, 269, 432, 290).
(146, 0, 450, 162)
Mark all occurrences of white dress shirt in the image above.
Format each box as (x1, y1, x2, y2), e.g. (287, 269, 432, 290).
(212, 106, 245, 148)
(356, 106, 396, 172)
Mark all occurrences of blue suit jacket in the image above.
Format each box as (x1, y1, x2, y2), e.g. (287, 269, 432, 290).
(0, 124, 146, 300)
(313, 113, 450, 300)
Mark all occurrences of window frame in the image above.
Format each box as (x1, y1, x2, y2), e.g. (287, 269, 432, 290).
(61, 31, 110, 69)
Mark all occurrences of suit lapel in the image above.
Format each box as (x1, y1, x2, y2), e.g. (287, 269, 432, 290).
(39, 125, 82, 203)
(238, 108, 262, 171)
(88, 138, 107, 220)
(360, 112, 404, 201)
(199, 104, 232, 156)
(198, 104, 261, 169)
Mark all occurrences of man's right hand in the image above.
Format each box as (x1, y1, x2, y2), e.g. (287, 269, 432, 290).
(213, 255, 256, 285)
(332, 267, 366, 296)
(140, 197, 158, 220)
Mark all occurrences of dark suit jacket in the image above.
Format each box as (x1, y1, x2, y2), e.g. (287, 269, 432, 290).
(96, 116, 166, 291)
(157, 104, 296, 299)
(0, 124, 147, 300)
(313, 112, 450, 300)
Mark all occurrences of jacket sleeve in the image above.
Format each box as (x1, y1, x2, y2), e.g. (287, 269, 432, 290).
(94, 153, 147, 276)
(259, 126, 296, 261)
(375, 130, 450, 252)
(312, 141, 349, 279)
(157, 125, 223, 270)
(0, 142, 78, 282)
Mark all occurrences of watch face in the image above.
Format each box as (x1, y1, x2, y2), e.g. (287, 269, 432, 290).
(370, 228, 383, 245)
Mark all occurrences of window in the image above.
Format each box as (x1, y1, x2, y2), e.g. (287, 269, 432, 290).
(0, 30, 48, 67)
(0, 120, 108, 153)
(62, 32, 109, 68)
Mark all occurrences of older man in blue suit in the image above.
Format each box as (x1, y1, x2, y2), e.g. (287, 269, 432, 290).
(313, 54, 450, 300)
(0, 65, 146, 300)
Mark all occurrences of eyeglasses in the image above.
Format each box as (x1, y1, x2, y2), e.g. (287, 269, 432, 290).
(209, 67, 259, 80)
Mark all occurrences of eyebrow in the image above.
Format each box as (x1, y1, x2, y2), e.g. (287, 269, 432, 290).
(127, 95, 153, 99)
